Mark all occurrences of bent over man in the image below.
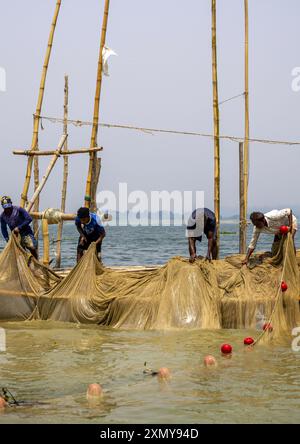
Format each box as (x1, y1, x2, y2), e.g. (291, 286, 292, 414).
(75, 207, 106, 263)
(0, 196, 38, 259)
(242, 208, 297, 265)
(186, 207, 217, 262)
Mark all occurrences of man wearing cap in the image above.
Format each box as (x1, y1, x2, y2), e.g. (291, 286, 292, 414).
(0, 196, 38, 258)
(242, 208, 297, 265)
(187, 207, 217, 262)
(75, 207, 106, 263)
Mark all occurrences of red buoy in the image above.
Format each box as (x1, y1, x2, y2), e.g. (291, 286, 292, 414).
(263, 323, 273, 332)
(221, 343, 232, 354)
(281, 281, 288, 292)
(244, 337, 254, 345)
(280, 225, 289, 235)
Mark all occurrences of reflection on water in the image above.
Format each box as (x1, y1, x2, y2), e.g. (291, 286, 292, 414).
(0, 322, 299, 423)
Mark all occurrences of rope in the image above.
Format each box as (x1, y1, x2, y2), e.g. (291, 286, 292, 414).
(252, 233, 291, 347)
(219, 92, 245, 106)
(34, 114, 300, 147)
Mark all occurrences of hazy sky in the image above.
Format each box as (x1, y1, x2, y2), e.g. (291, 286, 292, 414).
(1, 0, 300, 215)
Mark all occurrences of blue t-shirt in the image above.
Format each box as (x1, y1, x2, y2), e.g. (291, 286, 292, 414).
(0, 206, 34, 241)
(75, 213, 105, 241)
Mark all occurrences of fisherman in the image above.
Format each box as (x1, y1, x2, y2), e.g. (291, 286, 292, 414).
(0, 196, 38, 259)
(75, 207, 106, 263)
(187, 207, 217, 262)
(86, 383, 103, 407)
(242, 208, 297, 265)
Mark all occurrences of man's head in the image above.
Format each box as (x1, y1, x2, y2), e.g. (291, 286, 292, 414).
(77, 207, 90, 224)
(1, 196, 13, 215)
(250, 211, 265, 228)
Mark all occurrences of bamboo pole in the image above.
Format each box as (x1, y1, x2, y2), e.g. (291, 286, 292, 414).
(30, 212, 76, 221)
(0, 289, 36, 297)
(42, 218, 50, 266)
(244, 0, 249, 230)
(84, 0, 110, 210)
(20, 0, 62, 208)
(25, 135, 68, 213)
(33, 153, 40, 243)
(55, 75, 69, 269)
(90, 158, 101, 211)
(239, 142, 246, 254)
(13, 148, 103, 156)
(211, 0, 220, 259)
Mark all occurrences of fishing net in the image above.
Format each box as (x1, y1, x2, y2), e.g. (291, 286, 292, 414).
(0, 236, 60, 321)
(0, 234, 299, 343)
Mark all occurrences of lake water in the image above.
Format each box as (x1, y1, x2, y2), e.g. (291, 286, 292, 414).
(0, 223, 299, 423)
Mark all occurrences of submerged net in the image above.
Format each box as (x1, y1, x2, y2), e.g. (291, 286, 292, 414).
(0, 234, 299, 342)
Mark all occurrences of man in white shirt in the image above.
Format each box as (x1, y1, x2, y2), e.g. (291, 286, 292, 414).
(242, 208, 297, 265)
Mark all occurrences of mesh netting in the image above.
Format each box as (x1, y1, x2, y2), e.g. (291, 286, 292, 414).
(0, 236, 60, 320)
(0, 234, 299, 343)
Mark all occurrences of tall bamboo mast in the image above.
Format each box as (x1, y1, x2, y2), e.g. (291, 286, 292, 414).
(243, 0, 249, 230)
(55, 75, 69, 269)
(239, 142, 246, 253)
(20, 0, 62, 208)
(84, 0, 110, 210)
(211, 0, 220, 258)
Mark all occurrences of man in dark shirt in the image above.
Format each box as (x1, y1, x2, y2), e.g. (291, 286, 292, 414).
(75, 207, 106, 263)
(186, 207, 217, 262)
(0, 196, 38, 259)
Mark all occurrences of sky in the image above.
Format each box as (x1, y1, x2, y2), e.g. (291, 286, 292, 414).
(1, 0, 300, 216)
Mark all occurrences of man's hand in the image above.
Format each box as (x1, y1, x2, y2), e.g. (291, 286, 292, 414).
(79, 235, 87, 245)
(13, 227, 20, 236)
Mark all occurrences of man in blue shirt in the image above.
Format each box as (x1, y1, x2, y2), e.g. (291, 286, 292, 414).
(0, 196, 38, 259)
(75, 207, 106, 263)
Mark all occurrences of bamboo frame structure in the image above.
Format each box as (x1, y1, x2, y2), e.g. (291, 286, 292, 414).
(20, 0, 62, 208)
(239, 142, 246, 253)
(12, 1, 255, 267)
(243, 0, 249, 229)
(55, 75, 69, 269)
(25, 135, 68, 213)
(211, 0, 220, 258)
(13, 148, 102, 156)
(84, 0, 110, 210)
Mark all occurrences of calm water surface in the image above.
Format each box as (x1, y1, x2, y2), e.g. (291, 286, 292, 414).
(0, 224, 299, 423)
